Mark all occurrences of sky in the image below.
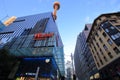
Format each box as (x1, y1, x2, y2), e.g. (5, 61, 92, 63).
(0, 0, 120, 61)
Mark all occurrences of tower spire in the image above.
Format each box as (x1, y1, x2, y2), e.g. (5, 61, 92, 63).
(53, 1, 60, 20)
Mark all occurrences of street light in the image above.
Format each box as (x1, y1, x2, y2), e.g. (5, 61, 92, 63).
(45, 58, 50, 63)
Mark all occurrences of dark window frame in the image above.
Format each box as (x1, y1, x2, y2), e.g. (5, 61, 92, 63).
(99, 38, 103, 43)
(113, 47, 120, 54)
(103, 44, 108, 50)
(102, 32, 107, 37)
(103, 56, 107, 62)
(108, 52, 113, 58)
(107, 39, 113, 45)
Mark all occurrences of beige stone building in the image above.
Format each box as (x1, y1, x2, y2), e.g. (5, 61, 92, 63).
(87, 12, 120, 79)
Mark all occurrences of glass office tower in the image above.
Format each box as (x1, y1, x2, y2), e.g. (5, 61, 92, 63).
(0, 12, 65, 80)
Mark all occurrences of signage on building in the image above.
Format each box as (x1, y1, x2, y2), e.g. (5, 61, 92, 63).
(4, 16, 17, 26)
(34, 33, 54, 40)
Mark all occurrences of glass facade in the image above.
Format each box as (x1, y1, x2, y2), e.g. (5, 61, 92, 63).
(0, 12, 65, 78)
(101, 21, 120, 46)
(0, 21, 5, 31)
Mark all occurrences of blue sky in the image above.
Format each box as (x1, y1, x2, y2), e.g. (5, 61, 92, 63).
(0, 0, 120, 61)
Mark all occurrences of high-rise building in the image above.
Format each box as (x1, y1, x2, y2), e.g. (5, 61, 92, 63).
(87, 12, 120, 80)
(0, 21, 6, 48)
(66, 61, 72, 80)
(74, 24, 98, 80)
(0, 2, 65, 80)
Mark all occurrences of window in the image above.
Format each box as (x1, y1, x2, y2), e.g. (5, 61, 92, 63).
(88, 43, 91, 47)
(116, 26, 120, 29)
(97, 63, 100, 67)
(84, 26, 88, 30)
(111, 35, 116, 40)
(0, 38, 9, 44)
(110, 26, 115, 29)
(100, 23, 104, 27)
(21, 28, 31, 36)
(31, 18, 49, 33)
(111, 33, 120, 40)
(113, 47, 120, 54)
(110, 20, 117, 24)
(94, 46, 97, 51)
(98, 27, 102, 31)
(114, 33, 120, 38)
(103, 56, 107, 62)
(103, 44, 108, 50)
(100, 21, 109, 28)
(94, 56, 97, 60)
(96, 52, 99, 55)
(107, 39, 113, 45)
(99, 38, 103, 43)
(93, 36, 96, 41)
(108, 52, 113, 58)
(92, 50, 94, 54)
(116, 33, 120, 37)
(95, 32, 99, 37)
(102, 32, 107, 37)
(100, 48, 103, 55)
(96, 43, 99, 47)
(105, 29, 109, 32)
(100, 59, 103, 65)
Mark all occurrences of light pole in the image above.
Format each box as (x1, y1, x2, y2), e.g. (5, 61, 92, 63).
(35, 67, 40, 80)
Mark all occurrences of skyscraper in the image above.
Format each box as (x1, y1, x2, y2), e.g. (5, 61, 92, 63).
(74, 24, 98, 80)
(87, 12, 120, 80)
(66, 61, 72, 80)
(0, 2, 65, 80)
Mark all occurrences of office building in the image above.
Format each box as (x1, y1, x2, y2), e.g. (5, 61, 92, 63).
(66, 61, 73, 80)
(66, 68, 72, 80)
(87, 12, 120, 80)
(0, 1, 65, 80)
(74, 24, 98, 80)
